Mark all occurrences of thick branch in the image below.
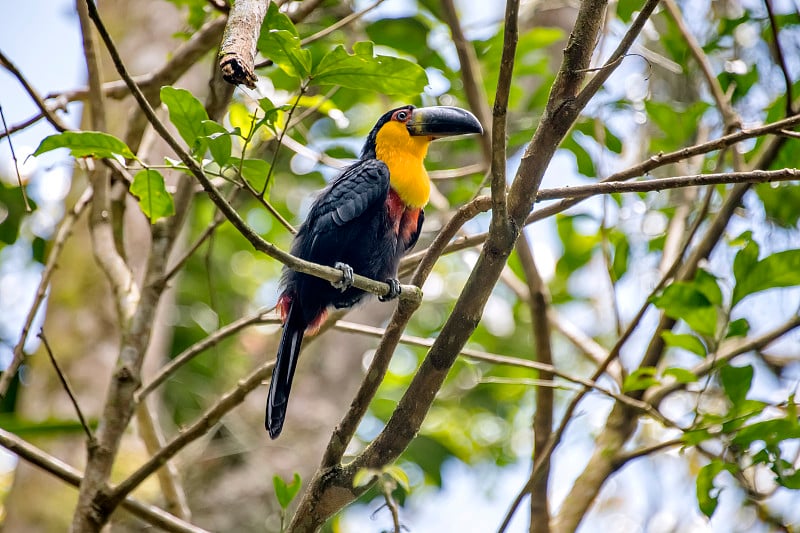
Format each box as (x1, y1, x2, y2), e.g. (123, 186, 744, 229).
(218, 0, 267, 88)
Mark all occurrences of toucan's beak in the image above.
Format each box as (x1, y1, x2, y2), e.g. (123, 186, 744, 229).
(407, 106, 483, 138)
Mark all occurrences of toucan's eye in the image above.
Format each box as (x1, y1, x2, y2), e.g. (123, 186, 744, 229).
(396, 110, 408, 121)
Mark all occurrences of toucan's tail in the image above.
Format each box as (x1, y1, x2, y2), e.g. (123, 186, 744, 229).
(266, 298, 305, 439)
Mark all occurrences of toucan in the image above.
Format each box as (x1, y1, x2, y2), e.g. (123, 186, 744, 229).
(266, 105, 483, 438)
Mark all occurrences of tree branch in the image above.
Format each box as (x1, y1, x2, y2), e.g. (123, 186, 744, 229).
(109, 360, 275, 505)
(136, 307, 274, 401)
(218, 0, 267, 88)
(516, 235, 554, 533)
(0, 429, 209, 533)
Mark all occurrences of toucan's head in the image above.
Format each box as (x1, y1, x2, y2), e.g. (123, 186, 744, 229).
(360, 105, 483, 160)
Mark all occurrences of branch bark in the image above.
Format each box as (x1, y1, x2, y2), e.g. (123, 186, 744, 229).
(218, 0, 267, 88)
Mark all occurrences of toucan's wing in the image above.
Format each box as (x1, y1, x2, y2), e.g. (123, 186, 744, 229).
(310, 159, 390, 230)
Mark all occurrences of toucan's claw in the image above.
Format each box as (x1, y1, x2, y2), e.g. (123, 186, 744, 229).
(379, 278, 402, 302)
(332, 262, 354, 291)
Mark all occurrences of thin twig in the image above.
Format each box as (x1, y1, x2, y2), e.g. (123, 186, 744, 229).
(0, 187, 93, 397)
(535, 168, 800, 200)
(136, 307, 274, 402)
(0, 49, 70, 132)
(0, 104, 31, 210)
(38, 330, 94, 441)
(764, 0, 794, 115)
(0, 110, 47, 140)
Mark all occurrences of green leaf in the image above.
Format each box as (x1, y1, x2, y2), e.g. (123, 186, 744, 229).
(725, 318, 750, 338)
(263, 1, 298, 34)
(661, 332, 707, 357)
(617, 0, 639, 22)
(130, 169, 175, 223)
(732, 236, 759, 291)
(272, 473, 302, 509)
(683, 428, 711, 446)
(622, 367, 660, 392)
(720, 364, 753, 408)
(696, 460, 734, 518)
(197, 120, 231, 166)
(312, 42, 428, 96)
(732, 248, 800, 306)
(562, 133, 596, 178)
(755, 183, 800, 228)
(257, 29, 312, 79)
(651, 281, 718, 337)
(732, 418, 800, 447)
(160, 86, 209, 147)
(694, 269, 722, 306)
(237, 158, 271, 192)
(611, 236, 629, 280)
(33, 131, 135, 159)
(663, 367, 699, 384)
(645, 101, 710, 153)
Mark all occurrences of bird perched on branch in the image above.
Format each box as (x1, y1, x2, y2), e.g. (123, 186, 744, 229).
(266, 105, 483, 438)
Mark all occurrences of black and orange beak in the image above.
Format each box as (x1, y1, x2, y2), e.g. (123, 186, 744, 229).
(406, 106, 483, 138)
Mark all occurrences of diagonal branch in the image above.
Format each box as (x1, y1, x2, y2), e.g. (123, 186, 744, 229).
(0, 429, 209, 533)
(109, 360, 275, 505)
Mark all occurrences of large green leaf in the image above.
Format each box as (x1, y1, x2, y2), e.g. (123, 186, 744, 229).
(257, 29, 311, 79)
(651, 280, 718, 337)
(732, 248, 800, 306)
(130, 169, 175, 223)
(160, 86, 209, 147)
(311, 42, 428, 96)
(33, 131, 135, 159)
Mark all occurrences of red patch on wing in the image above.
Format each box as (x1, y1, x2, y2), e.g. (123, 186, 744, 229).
(399, 208, 420, 246)
(386, 189, 405, 234)
(386, 189, 420, 248)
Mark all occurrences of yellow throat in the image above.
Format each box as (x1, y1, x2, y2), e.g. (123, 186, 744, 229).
(374, 120, 431, 208)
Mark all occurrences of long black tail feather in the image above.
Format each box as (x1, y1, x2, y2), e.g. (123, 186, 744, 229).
(266, 299, 305, 439)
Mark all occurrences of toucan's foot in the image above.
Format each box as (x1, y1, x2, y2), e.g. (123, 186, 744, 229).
(379, 278, 401, 302)
(332, 262, 354, 292)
